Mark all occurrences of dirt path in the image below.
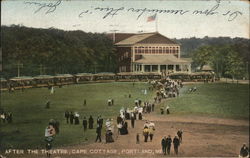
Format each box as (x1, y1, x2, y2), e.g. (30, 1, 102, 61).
(7, 112, 248, 158)
(69, 114, 248, 157)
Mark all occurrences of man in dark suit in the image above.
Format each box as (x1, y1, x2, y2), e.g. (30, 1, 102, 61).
(69, 112, 74, 124)
(166, 135, 172, 155)
(131, 115, 135, 128)
(65, 111, 69, 124)
(82, 117, 87, 132)
(95, 125, 102, 142)
(161, 136, 167, 155)
(173, 136, 180, 155)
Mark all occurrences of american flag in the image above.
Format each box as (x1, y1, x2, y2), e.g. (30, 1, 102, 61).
(147, 14, 157, 22)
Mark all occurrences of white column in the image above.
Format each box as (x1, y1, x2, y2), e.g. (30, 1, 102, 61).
(132, 47, 135, 62)
(173, 64, 176, 72)
(178, 46, 180, 58)
(180, 64, 183, 72)
(188, 64, 191, 74)
(158, 65, 160, 73)
(150, 65, 152, 72)
(142, 64, 145, 72)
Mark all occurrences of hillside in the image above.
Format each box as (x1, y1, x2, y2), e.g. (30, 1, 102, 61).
(1, 25, 249, 78)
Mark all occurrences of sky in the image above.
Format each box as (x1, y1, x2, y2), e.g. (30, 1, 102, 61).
(1, 0, 249, 39)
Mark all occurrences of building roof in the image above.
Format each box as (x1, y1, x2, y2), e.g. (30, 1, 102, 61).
(115, 32, 178, 46)
(134, 55, 191, 65)
(106, 33, 135, 43)
(201, 65, 213, 71)
(10, 76, 34, 81)
(34, 75, 54, 79)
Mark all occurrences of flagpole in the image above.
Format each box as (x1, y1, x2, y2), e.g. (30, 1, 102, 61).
(155, 14, 158, 32)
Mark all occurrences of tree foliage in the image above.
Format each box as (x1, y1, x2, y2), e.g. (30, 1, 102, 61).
(1, 25, 116, 78)
(192, 44, 249, 79)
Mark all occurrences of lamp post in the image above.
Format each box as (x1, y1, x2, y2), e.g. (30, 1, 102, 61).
(16, 62, 23, 77)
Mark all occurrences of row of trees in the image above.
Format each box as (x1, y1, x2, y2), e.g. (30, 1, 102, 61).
(191, 43, 249, 79)
(1, 25, 249, 80)
(176, 36, 249, 58)
(1, 25, 117, 79)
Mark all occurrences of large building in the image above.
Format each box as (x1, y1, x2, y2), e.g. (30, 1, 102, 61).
(111, 32, 192, 74)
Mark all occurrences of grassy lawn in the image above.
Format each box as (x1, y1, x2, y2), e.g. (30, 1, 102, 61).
(0, 82, 249, 151)
(157, 83, 249, 119)
(0, 82, 154, 150)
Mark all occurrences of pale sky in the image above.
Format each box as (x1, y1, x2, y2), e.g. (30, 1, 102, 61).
(2, 0, 249, 38)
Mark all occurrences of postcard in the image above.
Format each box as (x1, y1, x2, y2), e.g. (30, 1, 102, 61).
(1, 0, 249, 158)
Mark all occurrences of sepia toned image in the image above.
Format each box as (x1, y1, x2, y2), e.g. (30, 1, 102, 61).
(0, 0, 249, 157)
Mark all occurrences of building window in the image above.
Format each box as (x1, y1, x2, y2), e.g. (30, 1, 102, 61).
(135, 47, 138, 54)
(148, 47, 152, 54)
(168, 65, 174, 70)
(152, 65, 158, 72)
(152, 47, 155, 54)
(145, 65, 150, 72)
(138, 47, 141, 53)
(145, 47, 148, 54)
(125, 52, 129, 58)
(159, 47, 162, 54)
(141, 46, 144, 54)
(176, 65, 181, 71)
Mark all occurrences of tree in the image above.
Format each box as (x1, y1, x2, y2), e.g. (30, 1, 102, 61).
(224, 49, 245, 81)
(1, 25, 116, 78)
(191, 45, 214, 70)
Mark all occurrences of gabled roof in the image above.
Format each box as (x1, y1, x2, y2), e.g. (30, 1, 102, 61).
(106, 33, 135, 43)
(115, 32, 178, 46)
(134, 55, 191, 65)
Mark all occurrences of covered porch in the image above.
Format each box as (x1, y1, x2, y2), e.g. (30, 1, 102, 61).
(132, 55, 192, 74)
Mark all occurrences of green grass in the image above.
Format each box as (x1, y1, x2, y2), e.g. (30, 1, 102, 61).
(0, 82, 249, 150)
(0, 82, 154, 150)
(157, 83, 249, 119)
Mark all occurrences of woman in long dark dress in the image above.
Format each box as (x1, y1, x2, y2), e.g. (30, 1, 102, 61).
(88, 115, 94, 129)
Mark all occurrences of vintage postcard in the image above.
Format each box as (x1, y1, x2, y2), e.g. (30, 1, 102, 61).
(0, 0, 249, 158)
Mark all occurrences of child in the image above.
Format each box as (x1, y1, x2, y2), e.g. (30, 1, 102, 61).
(136, 133, 140, 144)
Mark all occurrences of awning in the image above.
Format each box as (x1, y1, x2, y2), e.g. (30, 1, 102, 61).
(133, 55, 191, 65)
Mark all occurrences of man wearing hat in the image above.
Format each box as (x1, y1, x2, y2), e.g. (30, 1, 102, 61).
(166, 135, 172, 155)
(161, 136, 167, 155)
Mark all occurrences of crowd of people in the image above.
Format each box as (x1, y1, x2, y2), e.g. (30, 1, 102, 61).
(42, 79, 249, 157)
(161, 129, 183, 155)
(150, 78, 183, 115)
(152, 78, 183, 100)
